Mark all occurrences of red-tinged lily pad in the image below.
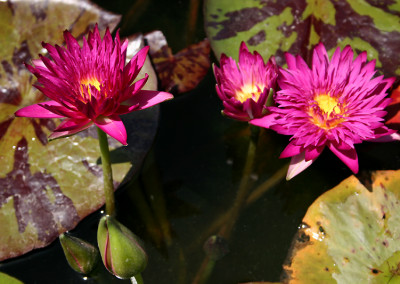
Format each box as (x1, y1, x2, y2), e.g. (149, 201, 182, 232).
(204, 0, 400, 77)
(144, 30, 211, 94)
(385, 85, 400, 130)
(0, 0, 159, 261)
(282, 171, 400, 283)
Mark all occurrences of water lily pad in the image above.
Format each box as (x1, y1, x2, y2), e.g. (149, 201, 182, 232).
(0, 0, 159, 261)
(204, 0, 400, 77)
(144, 30, 211, 94)
(282, 170, 400, 283)
(0, 272, 23, 284)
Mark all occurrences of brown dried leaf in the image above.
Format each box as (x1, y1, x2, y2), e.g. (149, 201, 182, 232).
(145, 30, 210, 94)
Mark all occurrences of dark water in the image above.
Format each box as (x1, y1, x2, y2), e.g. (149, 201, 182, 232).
(2, 0, 400, 283)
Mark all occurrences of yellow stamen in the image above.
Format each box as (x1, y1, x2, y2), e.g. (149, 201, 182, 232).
(80, 78, 101, 100)
(310, 94, 344, 129)
(314, 94, 340, 116)
(235, 84, 263, 103)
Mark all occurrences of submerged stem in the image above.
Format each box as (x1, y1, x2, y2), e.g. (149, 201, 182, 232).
(193, 126, 259, 284)
(97, 127, 115, 216)
(218, 126, 259, 239)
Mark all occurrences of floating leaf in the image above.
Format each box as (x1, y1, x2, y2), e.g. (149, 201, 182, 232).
(282, 171, 400, 283)
(204, 0, 400, 77)
(0, 272, 23, 284)
(144, 30, 211, 94)
(0, 0, 159, 260)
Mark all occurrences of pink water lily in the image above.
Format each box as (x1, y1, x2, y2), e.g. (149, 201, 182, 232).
(213, 42, 278, 121)
(251, 43, 397, 179)
(15, 25, 173, 145)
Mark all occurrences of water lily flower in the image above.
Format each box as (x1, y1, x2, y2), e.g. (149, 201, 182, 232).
(213, 42, 278, 121)
(15, 25, 173, 145)
(251, 43, 397, 179)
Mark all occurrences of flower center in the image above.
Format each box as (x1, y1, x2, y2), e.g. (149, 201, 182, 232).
(235, 84, 263, 103)
(309, 94, 345, 129)
(315, 94, 340, 116)
(80, 78, 101, 100)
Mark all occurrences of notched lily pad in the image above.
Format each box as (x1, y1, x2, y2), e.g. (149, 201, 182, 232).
(144, 30, 211, 94)
(282, 171, 400, 283)
(204, 0, 400, 77)
(0, 0, 159, 261)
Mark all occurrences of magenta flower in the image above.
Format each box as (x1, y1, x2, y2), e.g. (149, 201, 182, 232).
(251, 43, 397, 179)
(213, 42, 278, 121)
(15, 25, 173, 145)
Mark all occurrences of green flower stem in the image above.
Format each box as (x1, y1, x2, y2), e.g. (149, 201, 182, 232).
(246, 162, 289, 205)
(131, 273, 144, 284)
(193, 257, 216, 284)
(97, 127, 115, 216)
(218, 125, 259, 239)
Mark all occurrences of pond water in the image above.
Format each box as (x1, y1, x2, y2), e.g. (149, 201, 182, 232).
(2, 0, 400, 283)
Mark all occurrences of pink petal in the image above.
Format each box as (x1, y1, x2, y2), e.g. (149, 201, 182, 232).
(328, 143, 359, 174)
(279, 142, 302, 158)
(95, 115, 127, 145)
(132, 45, 149, 69)
(249, 113, 278, 129)
(286, 152, 315, 180)
(15, 101, 65, 118)
(304, 145, 324, 161)
(123, 90, 173, 111)
(49, 120, 93, 140)
(368, 132, 400, 142)
(53, 118, 92, 132)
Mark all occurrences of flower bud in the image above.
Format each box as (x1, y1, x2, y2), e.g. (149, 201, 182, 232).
(97, 215, 148, 279)
(59, 233, 99, 275)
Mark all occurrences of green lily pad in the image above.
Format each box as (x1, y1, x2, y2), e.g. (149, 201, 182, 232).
(0, 0, 159, 261)
(282, 170, 400, 283)
(0, 272, 23, 284)
(204, 0, 400, 77)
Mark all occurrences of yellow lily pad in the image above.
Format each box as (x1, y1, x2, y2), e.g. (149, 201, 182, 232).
(283, 171, 400, 283)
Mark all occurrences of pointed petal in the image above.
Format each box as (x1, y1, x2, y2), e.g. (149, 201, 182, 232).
(95, 115, 127, 145)
(368, 132, 400, 142)
(328, 143, 359, 174)
(286, 152, 315, 180)
(15, 101, 65, 118)
(304, 145, 324, 161)
(123, 90, 173, 111)
(53, 118, 92, 132)
(49, 120, 93, 140)
(279, 142, 302, 158)
(249, 113, 278, 129)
